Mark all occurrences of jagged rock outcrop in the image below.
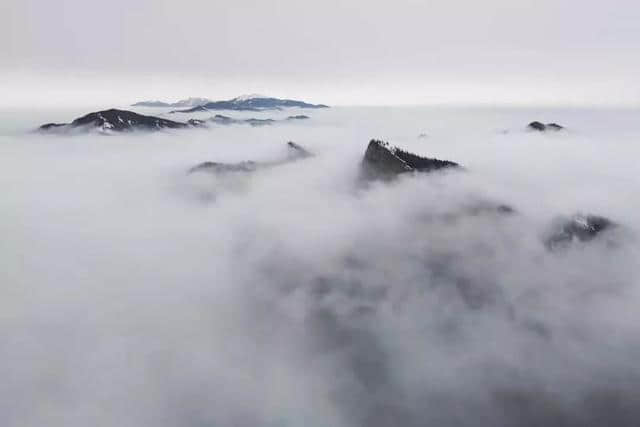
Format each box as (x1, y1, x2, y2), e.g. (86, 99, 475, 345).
(208, 114, 235, 124)
(202, 115, 275, 126)
(545, 214, 616, 250)
(286, 141, 313, 160)
(360, 139, 460, 181)
(204, 114, 307, 127)
(38, 109, 193, 133)
(188, 142, 313, 175)
(189, 161, 258, 174)
(39, 123, 67, 130)
(527, 121, 564, 132)
(245, 118, 276, 127)
(208, 115, 274, 127)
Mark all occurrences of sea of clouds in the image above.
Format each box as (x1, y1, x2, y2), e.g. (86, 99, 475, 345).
(1, 106, 640, 426)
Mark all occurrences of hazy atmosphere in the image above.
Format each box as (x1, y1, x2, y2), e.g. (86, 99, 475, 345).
(2, 0, 640, 107)
(2, 1, 640, 427)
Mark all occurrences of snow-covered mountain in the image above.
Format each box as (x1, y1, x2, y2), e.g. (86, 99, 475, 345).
(232, 94, 269, 102)
(169, 95, 329, 113)
(132, 94, 328, 111)
(131, 97, 212, 108)
(173, 97, 212, 108)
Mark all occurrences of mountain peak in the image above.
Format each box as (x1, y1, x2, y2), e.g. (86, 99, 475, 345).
(39, 109, 191, 133)
(168, 96, 329, 113)
(132, 97, 211, 108)
(232, 94, 269, 102)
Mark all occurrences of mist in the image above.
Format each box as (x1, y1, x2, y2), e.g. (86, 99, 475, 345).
(3, 0, 640, 107)
(1, 106, 639, 426)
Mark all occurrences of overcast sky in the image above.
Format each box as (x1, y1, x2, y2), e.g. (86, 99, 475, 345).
(2, 0, 640, 107)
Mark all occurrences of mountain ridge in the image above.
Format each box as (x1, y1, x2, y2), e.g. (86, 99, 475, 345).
(38, 109, 191, 133)
(132, 97, 211, 108)
(133, 95, 329, 112)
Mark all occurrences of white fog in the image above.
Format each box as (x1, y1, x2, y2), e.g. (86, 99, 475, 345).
(1, 105, 639, 426)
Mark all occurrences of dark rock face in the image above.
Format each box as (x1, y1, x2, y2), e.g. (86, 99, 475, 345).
(528, 121, 546, 131)
(361, 139, 460, 181)
(174, 96, 328, 113)
(209, 114, 235, 124)
(209, 115, 275, 126)
(528, 121, 565, 132)
(245, 118, 276, 127)
(287, 115, 310, 120)
(39, 109, 190, 133)
(169, 105, 211, 114)
(188, 142, 313, 176)
(39, 123, 67, 130)
(188, 161, 258, 174)
(545, 214, 616, 250)
(286, 141, 313, 160)
(207, 114, 302, 127)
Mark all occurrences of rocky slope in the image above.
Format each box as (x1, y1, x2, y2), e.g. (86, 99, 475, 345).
(39, 109, 194, 133)
(360, 139, 460, 181)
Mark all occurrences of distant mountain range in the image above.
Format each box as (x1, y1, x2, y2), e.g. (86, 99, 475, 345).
(132, 97, 212, 108)
(133, 94, 329, 112)
(205, 114, 309, 127)
(38, 109, 311, 134)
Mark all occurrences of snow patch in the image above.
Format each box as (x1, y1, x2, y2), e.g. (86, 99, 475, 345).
(233, 94, 269, 102)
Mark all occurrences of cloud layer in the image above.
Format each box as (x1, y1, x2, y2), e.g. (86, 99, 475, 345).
(1, 106, 640, 426)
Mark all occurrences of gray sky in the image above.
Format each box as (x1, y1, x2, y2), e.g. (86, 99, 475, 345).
(2, 0, 640, 107)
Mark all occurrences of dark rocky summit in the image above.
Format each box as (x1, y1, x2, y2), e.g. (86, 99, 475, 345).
(205, 114, 306, 127)
(188, 142, 313, 175)
(245, 118, 276, 127)
(189, 161, 259, 174)
(285, 141, 313, 159)
(39, 109, 192, 133)
(206, 115, 276, 126)
(546, 123, 564, 131)
(39, 123, 67, 130)
(208, 114, 235, 125)
(361, 139, 460, 181)
(545, 214, 616, 250)
(208, 114, 274, 127)
(528, 121, 565, 132)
